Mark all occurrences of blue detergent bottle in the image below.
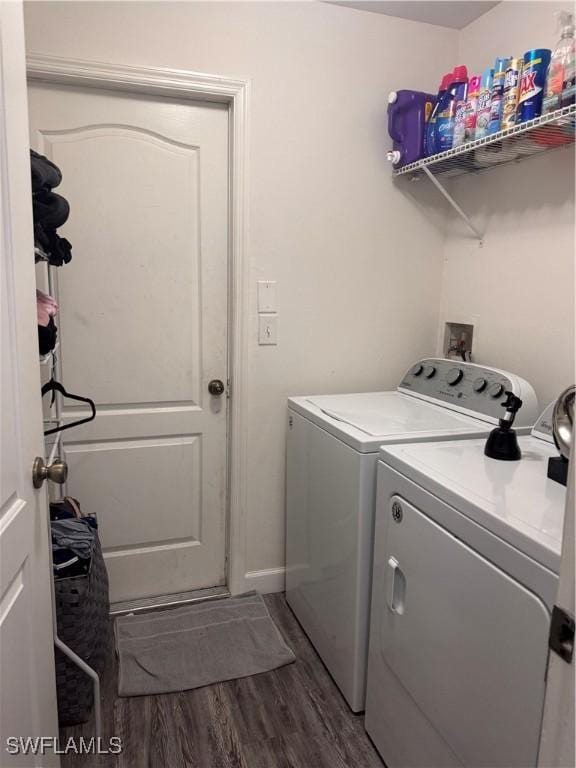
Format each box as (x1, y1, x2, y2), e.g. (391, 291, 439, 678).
(425, 72, 453, 156)
(434, 65, 469, 152)
(488, 56, 511, 134)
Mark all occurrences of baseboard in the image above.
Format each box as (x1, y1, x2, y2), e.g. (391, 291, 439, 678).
(244, 567, 285, 594)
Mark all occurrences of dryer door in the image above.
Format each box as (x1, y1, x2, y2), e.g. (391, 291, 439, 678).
(367, 494, 551, 768)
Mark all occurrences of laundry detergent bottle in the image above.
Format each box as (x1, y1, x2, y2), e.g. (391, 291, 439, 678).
(387, 90, 435, 167)
(434, 65, 468, 153)
(475, 67, 494, 139)
(543, 11, 575, 112)
(518, 48, 552, 121)
(488, 57, 510, 134)
(464, 74, 482, 141)
(425, 73, 453, 156)
(453, 73, 479, 148)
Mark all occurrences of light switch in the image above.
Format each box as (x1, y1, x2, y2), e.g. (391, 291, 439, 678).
(257, 281, 277, 313)
(258, 314, 278, 345)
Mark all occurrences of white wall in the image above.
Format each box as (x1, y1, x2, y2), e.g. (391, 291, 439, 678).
(24, 1, 574, 592)
(23, 1, 458, 590)
(440, 1, 575, 408)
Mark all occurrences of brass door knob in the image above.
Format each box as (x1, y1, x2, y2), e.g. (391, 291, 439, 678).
(32, 456, 68, 489)
(208, 379, 225, 396)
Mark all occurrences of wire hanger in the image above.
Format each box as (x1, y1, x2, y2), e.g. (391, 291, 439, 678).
(42, 379, 96, 436)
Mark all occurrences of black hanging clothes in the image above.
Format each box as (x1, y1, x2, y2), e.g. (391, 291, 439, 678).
(33, 189, 70, 229)
(30, 149, 62, 192)
(38, 317, 58, 355)
(34, 222, 72, 266)
(30, 149, 73, 266)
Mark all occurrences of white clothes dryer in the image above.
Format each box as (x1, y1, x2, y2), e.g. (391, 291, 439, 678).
(365, 402, 567, 768)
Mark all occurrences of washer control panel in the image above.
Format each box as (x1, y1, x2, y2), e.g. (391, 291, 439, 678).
(398, 359, 518, 421)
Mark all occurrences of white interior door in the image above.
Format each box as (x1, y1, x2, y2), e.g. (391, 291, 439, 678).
(28, 83, 229, 603)
(0, 3, 59, 763)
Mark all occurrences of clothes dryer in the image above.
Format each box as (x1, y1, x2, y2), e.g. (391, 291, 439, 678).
(365, 402, 566, 767)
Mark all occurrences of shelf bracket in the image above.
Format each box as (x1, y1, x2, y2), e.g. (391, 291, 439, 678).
(422, 166, 484, 244)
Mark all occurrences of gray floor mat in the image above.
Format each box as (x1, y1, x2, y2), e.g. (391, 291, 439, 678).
(115, 592, 296, 696)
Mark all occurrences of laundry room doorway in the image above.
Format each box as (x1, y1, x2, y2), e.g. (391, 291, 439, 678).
(28, 76, 233, 606)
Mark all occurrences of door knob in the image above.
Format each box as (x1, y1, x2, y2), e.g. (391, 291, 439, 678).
(208, 379, 225, 396)
(32, 456, 68, 489)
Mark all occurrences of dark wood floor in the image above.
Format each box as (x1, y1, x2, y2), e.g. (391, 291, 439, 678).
(60, 593, 384, 768)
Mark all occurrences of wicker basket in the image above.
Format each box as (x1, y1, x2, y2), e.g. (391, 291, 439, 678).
(54, 534, 110, 726)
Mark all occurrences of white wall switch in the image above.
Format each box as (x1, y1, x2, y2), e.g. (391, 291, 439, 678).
(257, 281, 277, 313)
(258, 314, 278, 345)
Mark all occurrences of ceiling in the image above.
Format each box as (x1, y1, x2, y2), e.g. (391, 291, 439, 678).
(328, 1, 500, 29)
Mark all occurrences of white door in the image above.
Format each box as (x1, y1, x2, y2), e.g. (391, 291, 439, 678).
(0, 3, 59, 764)
(28, 83, 229, 603)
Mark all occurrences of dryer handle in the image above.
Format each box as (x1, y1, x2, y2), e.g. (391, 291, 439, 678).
(387, 557, 406, 615)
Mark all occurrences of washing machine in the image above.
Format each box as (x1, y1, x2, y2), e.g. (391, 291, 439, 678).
(285, 358, 538, 712)
(365, 402, 567, 768)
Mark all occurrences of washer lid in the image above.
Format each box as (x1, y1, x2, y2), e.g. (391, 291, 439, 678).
(307, 392, 491, 436)
(380, 436, 566, 573)
(289, 392, 496, 453)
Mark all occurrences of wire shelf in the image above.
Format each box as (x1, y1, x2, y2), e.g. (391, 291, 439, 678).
(393, 104, 575, 179)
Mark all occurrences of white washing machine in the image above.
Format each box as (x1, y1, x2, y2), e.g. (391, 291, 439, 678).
(285, 358, 538, 712)
(365, 402, 567, 768)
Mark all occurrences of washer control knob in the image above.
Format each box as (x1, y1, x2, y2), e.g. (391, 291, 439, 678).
(411, 364, 424, 377)
(488, 382, 504, 398)
(446, 368, 464, 386)
(473, 377, 488, 393)
(423, 365, 436, 379)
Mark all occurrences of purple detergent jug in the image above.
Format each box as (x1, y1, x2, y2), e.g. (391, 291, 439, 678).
(387, 90, 435, 168)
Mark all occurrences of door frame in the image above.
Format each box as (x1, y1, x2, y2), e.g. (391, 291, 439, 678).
(26, 54, 250, 596)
